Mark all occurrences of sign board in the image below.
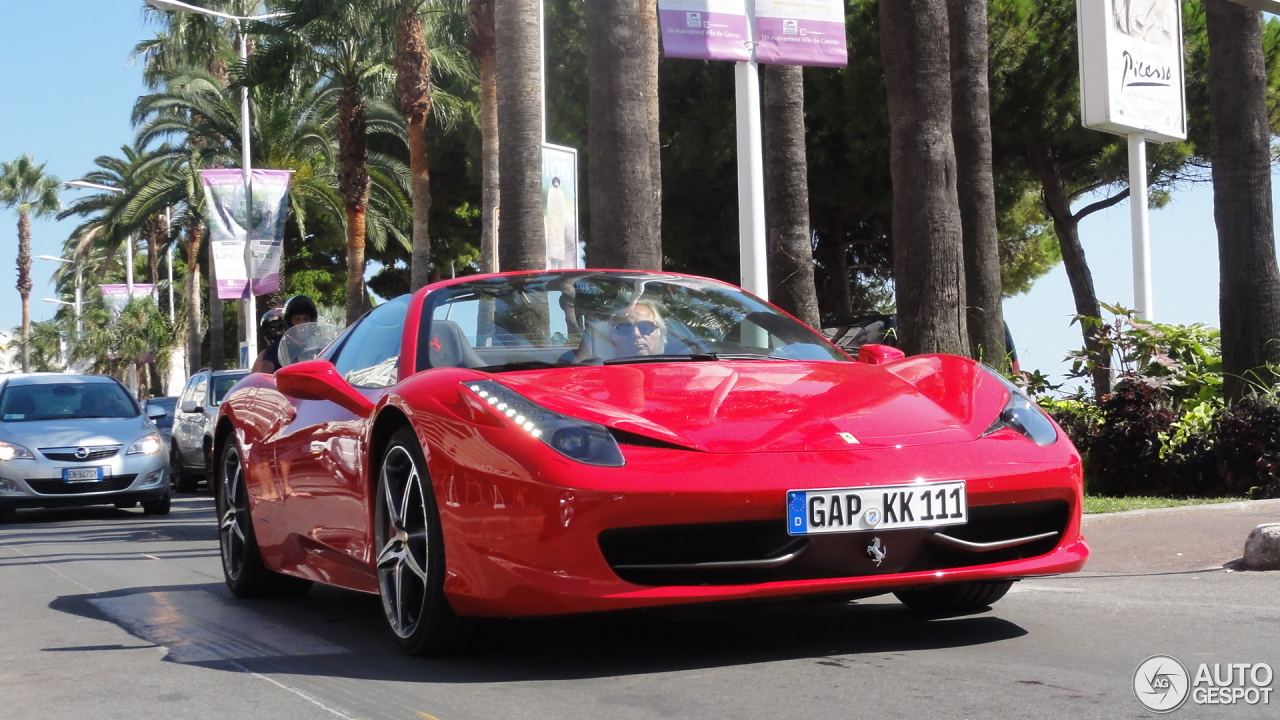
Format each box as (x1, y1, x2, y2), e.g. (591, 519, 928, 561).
(657, 0, 751, 62)
(101, 284, 156, 319)
(199, 169, 292, 299)
(542, 144, 581, 270)
(658, 0, 846, 67)
(754, 0, 848, 67)
(1078, 0, 1187, 142)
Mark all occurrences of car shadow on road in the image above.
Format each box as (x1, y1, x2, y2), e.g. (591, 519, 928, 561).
(46, 581, 1028, 683)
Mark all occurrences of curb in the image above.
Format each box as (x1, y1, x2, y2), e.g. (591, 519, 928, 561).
(1082, 498, 1280, 525)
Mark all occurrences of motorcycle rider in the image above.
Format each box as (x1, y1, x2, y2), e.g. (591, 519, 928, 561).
(252, 295, 318, 373)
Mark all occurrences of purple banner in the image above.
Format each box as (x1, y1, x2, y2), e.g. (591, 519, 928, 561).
(658, 6, 751, 62)
(200, 169, 290, 300)
(755, 17, 848, 67)
(101, 284, 156, 319)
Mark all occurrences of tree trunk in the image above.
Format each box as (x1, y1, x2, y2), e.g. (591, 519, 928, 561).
(16, 212, 31, 373)
(880, 0, 968, 357)
(762, 63, 820, 329)
(1206, 0, 1280, 398)
(1038, 160, 1111, 398)
(495, 0, 545, 270)
(584, 0, 662, 269)
(948, 0, 1006, 369)
(186, 225, 203, 373)
(470, 0, 499, 274)
(397, 5, 434, 292)
(337, 83, 371, 325)
(208, 237, 224, 370)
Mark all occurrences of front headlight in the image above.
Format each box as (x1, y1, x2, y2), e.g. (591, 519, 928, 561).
(979, 368, 1058, 446)
(0, 441, 35, 461)
(463, 381, 625, 467)
(127, 433, 163, 456)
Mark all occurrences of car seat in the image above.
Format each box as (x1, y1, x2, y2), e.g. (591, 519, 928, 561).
(427, 319, 487, 368)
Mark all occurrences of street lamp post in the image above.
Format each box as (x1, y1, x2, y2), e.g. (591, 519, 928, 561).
(37, 255, 81, 338)
(146, 0, 286, 367)
(65, 181, 132, 300)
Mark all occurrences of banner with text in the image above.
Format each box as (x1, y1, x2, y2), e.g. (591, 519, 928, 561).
(199, 169, 291, 299)
(754, 0, 847, 67)
(658, 0, 751, 62)
(101, 284, 156, 320)
(1078, 0, 1186, 142)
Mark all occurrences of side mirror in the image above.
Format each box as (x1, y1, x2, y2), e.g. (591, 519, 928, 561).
(180, 399, 201, 414)
(857, 343, 906, 365)
(146, 406, 168, 420)
(275, 360, 375, 416)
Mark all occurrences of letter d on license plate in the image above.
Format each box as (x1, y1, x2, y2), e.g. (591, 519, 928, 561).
(787, 480, 967, 535)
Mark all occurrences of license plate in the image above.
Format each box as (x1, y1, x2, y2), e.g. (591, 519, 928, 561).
(787, 480, 967, 535)
(62, 467, 105, 483)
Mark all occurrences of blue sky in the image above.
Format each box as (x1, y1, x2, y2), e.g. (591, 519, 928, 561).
(0, 1, 1249, 385)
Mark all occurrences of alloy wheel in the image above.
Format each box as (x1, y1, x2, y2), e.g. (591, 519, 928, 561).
(375, 445, 431, 640)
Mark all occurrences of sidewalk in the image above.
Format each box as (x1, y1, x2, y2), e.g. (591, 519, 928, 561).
(1080, 498, 1280, 574)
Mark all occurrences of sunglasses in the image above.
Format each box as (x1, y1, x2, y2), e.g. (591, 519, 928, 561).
(611, 320, 659, 336)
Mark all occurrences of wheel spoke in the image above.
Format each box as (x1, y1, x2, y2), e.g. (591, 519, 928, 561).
(382, 465, 403, 529)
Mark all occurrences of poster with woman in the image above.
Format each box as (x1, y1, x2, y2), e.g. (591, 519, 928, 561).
(542, 144, 580, 270)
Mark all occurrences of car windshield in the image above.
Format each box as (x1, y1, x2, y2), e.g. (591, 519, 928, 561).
(0, 382, 139, 422)
(212, 374, 247, 404)
(419, 271, 849, 372)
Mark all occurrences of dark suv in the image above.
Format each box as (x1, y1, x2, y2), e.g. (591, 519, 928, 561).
(170, 368, 249, 492)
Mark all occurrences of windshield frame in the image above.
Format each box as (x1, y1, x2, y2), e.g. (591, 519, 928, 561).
(416, 271, 849, 374)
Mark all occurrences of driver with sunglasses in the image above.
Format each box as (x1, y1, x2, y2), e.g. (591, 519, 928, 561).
(607, 300, 666, 358)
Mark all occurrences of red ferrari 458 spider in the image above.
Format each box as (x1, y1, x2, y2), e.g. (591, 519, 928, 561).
(213, 270, 1088, 655)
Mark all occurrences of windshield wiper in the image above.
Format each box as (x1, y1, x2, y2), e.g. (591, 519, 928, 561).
(603, 352, 789, 365)
(474, 360, 566, 373)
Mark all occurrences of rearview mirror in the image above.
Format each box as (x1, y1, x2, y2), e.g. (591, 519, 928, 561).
(180, 399, 201, 414)
(146, 405, 168, 420)
(275, 360, 374, 416)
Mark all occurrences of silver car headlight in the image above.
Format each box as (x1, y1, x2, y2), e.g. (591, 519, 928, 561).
(127, 433, 163, 456)
(0, 441, 35, 461)
(463, 381, 625, 467)
(979, 368, 1058, 446)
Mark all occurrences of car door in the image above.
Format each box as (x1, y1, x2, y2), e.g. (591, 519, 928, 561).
(276, 296, 411, 567)
(173, 374, 207, 469)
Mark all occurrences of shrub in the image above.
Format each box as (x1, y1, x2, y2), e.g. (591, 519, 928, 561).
(1212, 395, 1280, 499)
(1085, 381, 1177, 497)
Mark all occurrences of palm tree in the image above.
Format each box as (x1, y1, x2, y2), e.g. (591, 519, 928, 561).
(584, 0, 662, 269)
(250, 1, 399, 324)
(469, 0, 498, 273)
(494, 0, 544, 270)
(1205, 0, 1280, 398)
(0, 155, 62, 372)
(879, 0, 968, 357)
(762, 64, 820, 330)
(948, 0, 1005, 368)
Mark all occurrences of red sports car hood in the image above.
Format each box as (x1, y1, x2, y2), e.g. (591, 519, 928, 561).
(496, 356, 1010, 453)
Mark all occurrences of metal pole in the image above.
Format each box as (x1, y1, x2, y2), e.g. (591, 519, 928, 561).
(74, 265, 82, 338)
(539, 0, 547, 143)
(165, 205, 174, 323)
(735, 0, 768, 300)
(1128, 132, 1153, 320)
(239, 19, 257, 366)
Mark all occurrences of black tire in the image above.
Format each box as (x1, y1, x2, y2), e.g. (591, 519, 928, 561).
(216, 438, 311, 598)
(894, 580, 1014, 613)
(374, 427, 469, 655)
(141, 489, 172, 515)
(172, 447, 198, 493)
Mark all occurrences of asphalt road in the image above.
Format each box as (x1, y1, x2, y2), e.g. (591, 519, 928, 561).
(1, 496, 1277, 720)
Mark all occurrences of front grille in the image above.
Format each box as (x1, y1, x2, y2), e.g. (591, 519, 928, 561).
(598, 500, 1073, 587)
(40, 446, 121, 462)
(27, 475, 137, 495)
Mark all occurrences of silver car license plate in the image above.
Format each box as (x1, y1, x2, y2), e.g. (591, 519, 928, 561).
(62, 467, 105, 483)
(787, 480, 968, 535)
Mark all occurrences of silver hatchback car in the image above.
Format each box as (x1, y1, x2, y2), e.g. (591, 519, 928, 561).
(0, 374, 171, 520)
